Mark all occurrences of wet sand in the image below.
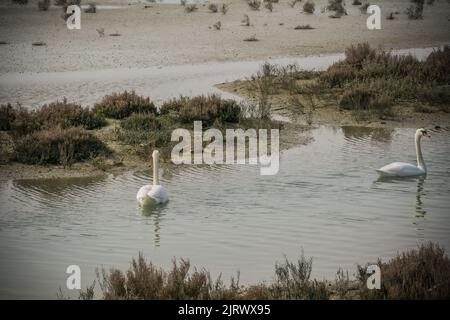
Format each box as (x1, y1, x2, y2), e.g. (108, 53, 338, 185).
(1, 0, 449, 74)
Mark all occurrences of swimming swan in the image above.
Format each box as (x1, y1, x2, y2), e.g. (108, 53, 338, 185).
(137, 150, 169, 206)
(376, 128, 429, 178)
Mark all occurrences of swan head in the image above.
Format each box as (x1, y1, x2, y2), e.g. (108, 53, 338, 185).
(152, 150, 160, 159)
(416, 128, 429, 139)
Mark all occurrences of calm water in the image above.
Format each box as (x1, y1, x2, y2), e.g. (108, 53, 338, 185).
(0, 47, 439, 108)
(0, 125, 449, 299)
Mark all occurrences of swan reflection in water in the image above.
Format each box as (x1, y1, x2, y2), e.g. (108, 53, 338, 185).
(139, 202, 168, 247)
(375, 175, 427, 218)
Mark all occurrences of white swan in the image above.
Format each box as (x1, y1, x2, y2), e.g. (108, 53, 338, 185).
(376, 128, 429, 178)
(137, 150, 169, 206)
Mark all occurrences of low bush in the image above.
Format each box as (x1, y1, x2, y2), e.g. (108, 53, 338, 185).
(208, 3, 218, 13)
(0, 104, 16, 131)
(184, 4, 198, 13)
(120, 113, 161, 131)
(93, 91, 157, 119)
(406, 0, 424, 19)
(358, 243, 450, 299)
(14, 127, 109, 166)
(303, 1, 315, 14)
(37, 100, 106, 130)
(179, 95, 241, 124)
(339, 87, 374, 110)
(38, 0, 50, 11)
(327, 0, 347, 16)
(248, 0, 261, 10)
(0, 101, 106, 136)
(159, 96, 188, 115)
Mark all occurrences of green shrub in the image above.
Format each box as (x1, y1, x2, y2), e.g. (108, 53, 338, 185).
(14, 127, 109, 165)
(93, 91, 157, 119)
(120, 113, 161, 131)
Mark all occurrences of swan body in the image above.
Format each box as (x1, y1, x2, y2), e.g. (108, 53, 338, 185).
(137, 150, 169, 206)
(376, 162, 425, 177)
(376, 128, 429, 178)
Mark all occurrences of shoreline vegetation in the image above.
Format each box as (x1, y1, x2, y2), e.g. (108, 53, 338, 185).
(218, 43, 450, 126)
(0, 90, 284, 180)
(61, 242, 450, 300)
(1, 43, 449, 180)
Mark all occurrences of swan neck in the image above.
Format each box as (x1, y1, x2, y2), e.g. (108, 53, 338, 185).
(415, 134, 426, 171)
(153, 153, 160, 186)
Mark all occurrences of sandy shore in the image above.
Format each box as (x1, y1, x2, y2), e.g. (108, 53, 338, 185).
(0, 0, 449, 74)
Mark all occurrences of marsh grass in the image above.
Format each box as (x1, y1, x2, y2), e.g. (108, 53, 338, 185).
(221, 4, 228, 14)
(93, 91, 157, 119)
(178, 94, 241, 124)
(184, 4, 198, 13)
(14, 127, 109, 166)
(406, 0, 424, 19)
(1, 90, 274, 165)
(0, 100, 106, 137)
(242, 14, 250, 26)
(243, 35, 259, 42)
(32, 41, 46, 46)
(38, 0, 50, 11)
(238, 43, 449, 122)
(213, 21, 221, 30)
(84, 3, 96, 13)
(294, 24, 314, 30)
(208, 3, 218, 13)
(357, 243, 450, 299)
(80, 252, 328, 300)
(265, 0, 273, 12)
(320, 43, 450, 108)
(360, 2, 370, 13)
(303, 1, 315, 14)
(327, 0, 347, 16)
(75, 243, 450, 300)
(248, 0, 261, 11)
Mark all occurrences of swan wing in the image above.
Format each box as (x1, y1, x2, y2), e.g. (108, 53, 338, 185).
(376, 162, 425, 177)
(137, 185, 153, 205)
(147, 185, 169, 204)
